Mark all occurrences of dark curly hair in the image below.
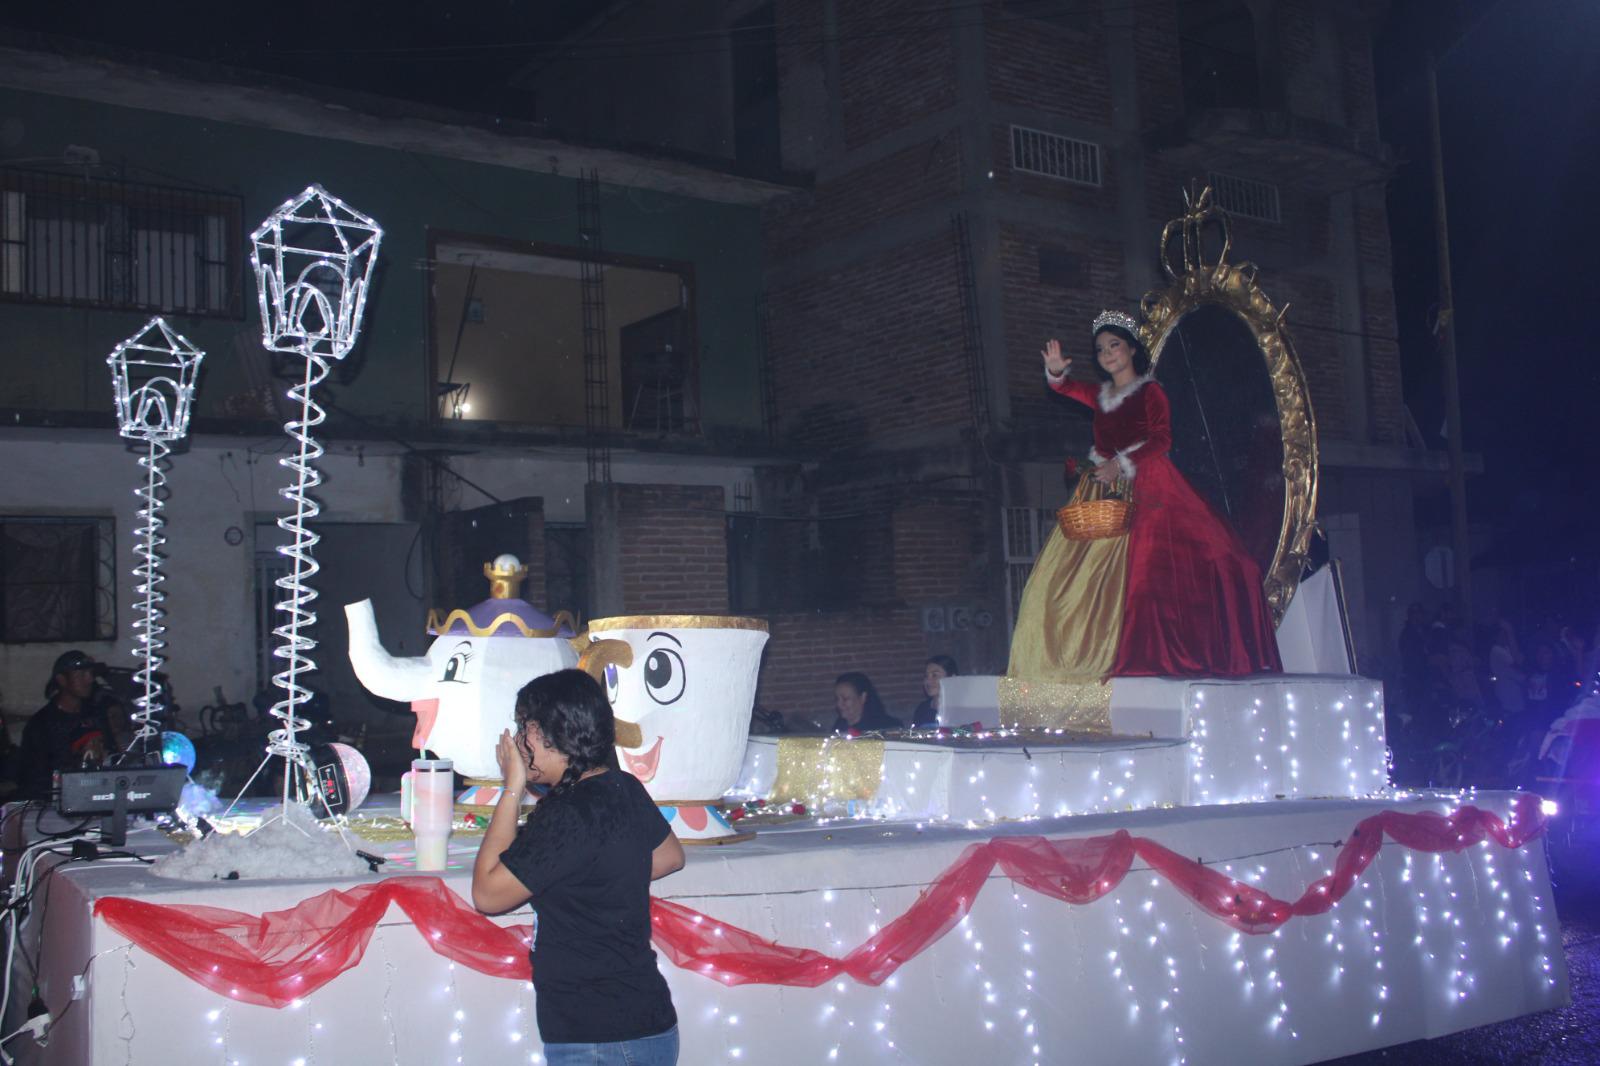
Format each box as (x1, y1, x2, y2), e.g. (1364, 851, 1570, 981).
(513, 669, 620, 801)
(1089, 324, 1153, 380)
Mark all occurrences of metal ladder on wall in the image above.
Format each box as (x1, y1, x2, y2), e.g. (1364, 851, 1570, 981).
(578, 169, 612, 483)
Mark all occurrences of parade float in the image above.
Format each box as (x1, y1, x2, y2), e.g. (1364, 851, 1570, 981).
(6, 191, 1567, 1066)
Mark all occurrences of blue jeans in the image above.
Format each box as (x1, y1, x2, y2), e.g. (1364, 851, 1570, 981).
(542, 1026, 679, 1066)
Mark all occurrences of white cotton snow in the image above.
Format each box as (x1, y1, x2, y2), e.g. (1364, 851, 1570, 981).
(152, 802, 372, 881)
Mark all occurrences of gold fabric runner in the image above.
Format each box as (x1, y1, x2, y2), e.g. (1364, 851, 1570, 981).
(769, 736, 886, 804)
(997, 676, 1113, 733)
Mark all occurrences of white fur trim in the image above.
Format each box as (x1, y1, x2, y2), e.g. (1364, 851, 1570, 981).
(1088, 446, 1107, 465)
(1097, 373, 1154, 413)
(1044, 365, 1069, 384)
(1113, 443, 1143, 480)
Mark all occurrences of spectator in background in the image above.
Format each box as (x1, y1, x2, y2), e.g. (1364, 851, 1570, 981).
(1525, 642, 1559, 727)
(1551, 621, 1590, 712)
(17, 651, 112, 800)
(832, 673, 902, 733)
(1488, 620, 1526, 718)
(1398, 603, 1430, 695)
(910, 655, 959, 727)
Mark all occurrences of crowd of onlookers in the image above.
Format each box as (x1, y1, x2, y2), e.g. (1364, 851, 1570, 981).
(1390, 601, 1600, 787)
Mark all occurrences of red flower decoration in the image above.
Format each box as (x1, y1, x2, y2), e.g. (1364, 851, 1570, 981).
(727, 807, 746, 822)
(1063, 456, 1080, 477)
(790, 803, 807, 816)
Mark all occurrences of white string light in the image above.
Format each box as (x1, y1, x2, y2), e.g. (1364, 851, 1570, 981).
(244, 185, 382, 815)
(107, 317, 203, 757)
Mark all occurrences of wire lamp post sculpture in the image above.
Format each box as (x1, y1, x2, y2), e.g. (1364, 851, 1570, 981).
(242, 185, 381, 819)
(107, 318, 204, 760)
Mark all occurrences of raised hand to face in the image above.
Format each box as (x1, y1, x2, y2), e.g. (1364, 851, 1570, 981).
(1040, 338, 1071, 376)
(496, 728, 529, 795)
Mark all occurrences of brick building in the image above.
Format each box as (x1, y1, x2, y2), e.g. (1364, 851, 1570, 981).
(525, 0, 1448, 715)
(0, 4, 1449, 740)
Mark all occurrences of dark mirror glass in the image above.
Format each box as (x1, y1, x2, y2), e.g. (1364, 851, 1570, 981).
(1153, 303, 1284, 574)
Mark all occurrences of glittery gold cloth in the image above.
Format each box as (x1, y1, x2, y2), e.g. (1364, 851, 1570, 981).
(768, 736, 886, 803)
(996, 676, 1113, 733)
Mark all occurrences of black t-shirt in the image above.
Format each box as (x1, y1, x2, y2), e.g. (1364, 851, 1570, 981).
(831, 705, 904, 733)
(499, 769, 676, 1045)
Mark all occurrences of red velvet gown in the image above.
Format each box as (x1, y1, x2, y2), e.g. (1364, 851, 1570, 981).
(1051, 373, 1283, 677)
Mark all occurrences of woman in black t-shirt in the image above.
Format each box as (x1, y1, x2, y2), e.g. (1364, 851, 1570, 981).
(472, 669, 686, 1066)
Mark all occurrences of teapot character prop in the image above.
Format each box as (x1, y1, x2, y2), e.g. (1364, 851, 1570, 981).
(588, 615, 769, 843)
(346, 555, 634, 811)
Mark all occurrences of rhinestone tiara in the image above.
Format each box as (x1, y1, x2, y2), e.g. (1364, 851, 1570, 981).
(1092, 309, 1139, 335)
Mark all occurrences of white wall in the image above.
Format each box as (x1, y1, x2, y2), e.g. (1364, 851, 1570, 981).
(0, 427, 755, 727)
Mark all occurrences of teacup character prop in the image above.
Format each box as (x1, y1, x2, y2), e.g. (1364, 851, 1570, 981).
(346, 554, 631, 815)
(587, 615, 769, 844)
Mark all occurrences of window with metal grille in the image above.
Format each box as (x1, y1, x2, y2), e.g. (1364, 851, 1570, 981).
(0, 516, 117, 643)
(1010, 126, 1102, 187)
(1001, 506, 1058, 634)
(1209, 172, 1281, 223)
(0, 167, 244, 318)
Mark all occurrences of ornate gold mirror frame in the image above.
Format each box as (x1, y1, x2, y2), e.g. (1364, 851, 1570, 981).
(1138, 186, 1319, 622)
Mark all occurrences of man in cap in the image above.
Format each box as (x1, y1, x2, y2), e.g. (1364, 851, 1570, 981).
(16, 651, 113, 800)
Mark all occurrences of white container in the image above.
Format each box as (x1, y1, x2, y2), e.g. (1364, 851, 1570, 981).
(407, 758, 454, 871)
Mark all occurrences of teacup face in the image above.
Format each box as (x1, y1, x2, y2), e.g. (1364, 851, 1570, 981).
(589, 616, 769, 800)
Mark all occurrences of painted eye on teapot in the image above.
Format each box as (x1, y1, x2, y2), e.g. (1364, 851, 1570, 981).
(441, 642, 472, 683)
(604, 662, 620, 704)
(643, 646, 686, 705)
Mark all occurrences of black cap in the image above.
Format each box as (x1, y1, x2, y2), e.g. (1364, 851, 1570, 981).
(52, 650, 96, 676)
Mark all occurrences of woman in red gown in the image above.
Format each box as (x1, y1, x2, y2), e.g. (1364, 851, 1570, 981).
(1009, 312, 1281, 679)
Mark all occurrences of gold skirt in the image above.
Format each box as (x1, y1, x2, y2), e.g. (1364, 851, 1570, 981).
(1006, 526, 1128, 681)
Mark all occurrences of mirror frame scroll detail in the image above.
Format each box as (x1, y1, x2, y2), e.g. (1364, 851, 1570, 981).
(1138, 186, 1319, 624)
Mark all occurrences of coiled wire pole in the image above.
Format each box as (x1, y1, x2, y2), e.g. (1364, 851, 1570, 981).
(128, 435, 172, 754)
(228, 185, 382, 826)
(267, 344, 331, 809)
(107, 317, 204, 763)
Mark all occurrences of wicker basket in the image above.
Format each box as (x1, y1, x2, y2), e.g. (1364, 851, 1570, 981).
(1056, 474, 1132, 540)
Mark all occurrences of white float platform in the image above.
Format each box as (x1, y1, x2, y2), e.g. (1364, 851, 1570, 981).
(8, 791, 1567, 1066)
(732, 732, 1190, 822)
(736, 674, 1390, 822)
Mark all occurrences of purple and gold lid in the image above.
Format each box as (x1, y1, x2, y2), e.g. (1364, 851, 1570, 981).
(425, 555, 576, 638)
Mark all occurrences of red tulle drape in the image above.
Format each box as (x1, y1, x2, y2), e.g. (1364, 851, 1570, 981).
(94, 795, 1545, 1006)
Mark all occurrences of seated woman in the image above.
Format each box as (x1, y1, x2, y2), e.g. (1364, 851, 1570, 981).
(910, 655, 958, 727)
(832, 672, 902, 733)
(1008, 311, 1282, 680)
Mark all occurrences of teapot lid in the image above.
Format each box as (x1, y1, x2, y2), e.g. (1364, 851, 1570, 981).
(425, 555, 577, 638)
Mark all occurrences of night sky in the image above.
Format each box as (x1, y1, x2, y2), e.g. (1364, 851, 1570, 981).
(1377, 0, 1600, 557)
(4, 0, 1596, 553)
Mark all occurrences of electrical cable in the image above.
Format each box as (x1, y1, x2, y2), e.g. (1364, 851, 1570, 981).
(264, 0, 1176, 61)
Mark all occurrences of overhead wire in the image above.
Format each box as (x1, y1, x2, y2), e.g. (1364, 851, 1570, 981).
(261, 0, 1177, 63)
